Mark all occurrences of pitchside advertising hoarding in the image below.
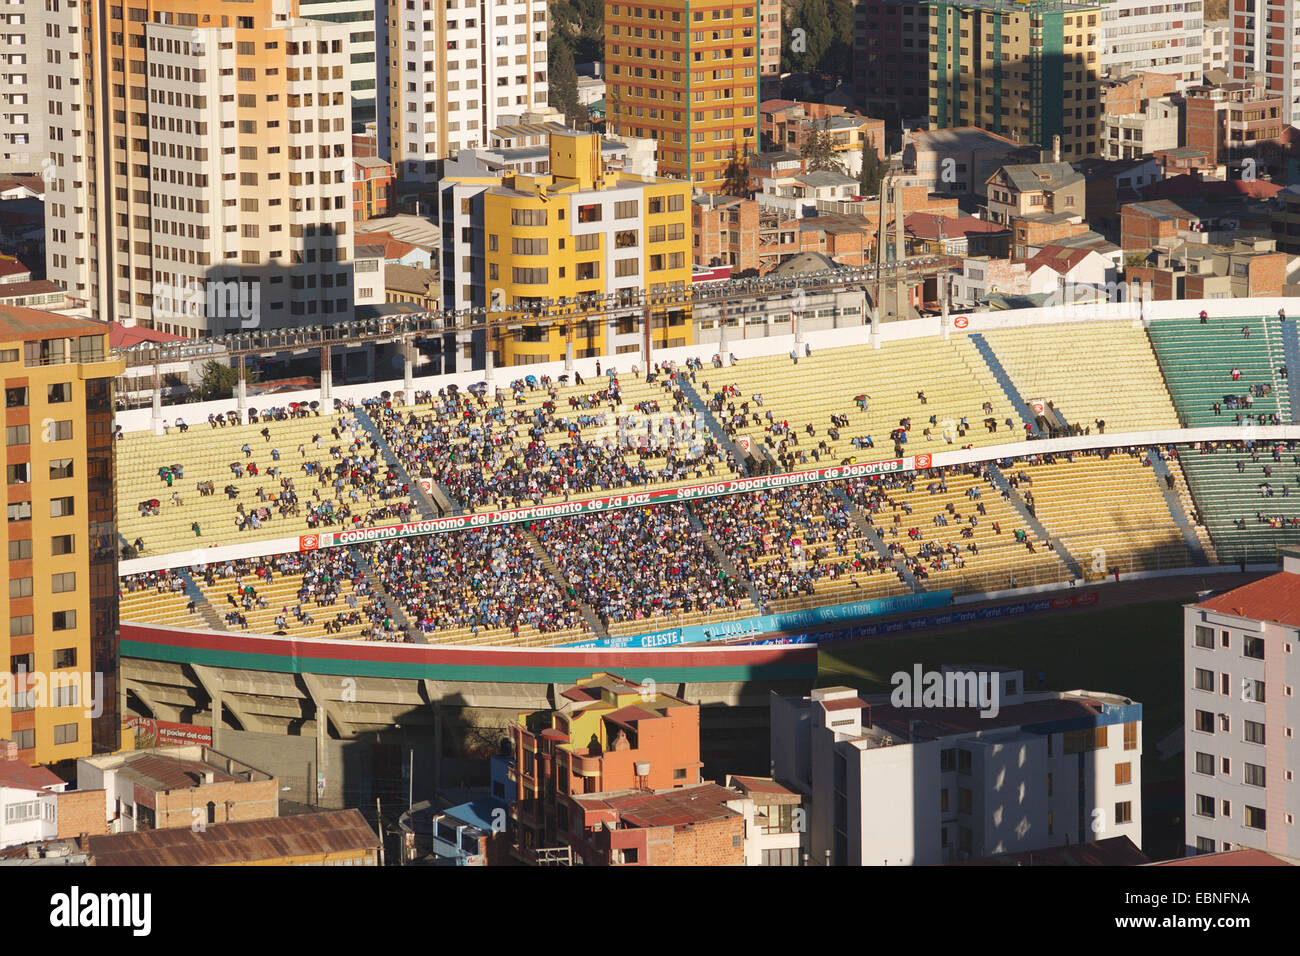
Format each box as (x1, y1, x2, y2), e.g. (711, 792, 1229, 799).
(297, 453, 933, 552)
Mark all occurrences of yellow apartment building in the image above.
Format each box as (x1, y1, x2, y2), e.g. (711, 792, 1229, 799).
(442, 130, 693, 365)
(0, 306, 124, 765)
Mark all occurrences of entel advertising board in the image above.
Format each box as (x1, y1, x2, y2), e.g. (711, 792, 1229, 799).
(297, 454, 934, 552)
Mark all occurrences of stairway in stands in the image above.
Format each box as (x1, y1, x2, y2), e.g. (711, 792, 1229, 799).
(177, 568, 225, 630)
(677, 375, 752, 474)
(348, 545, 420, 642)
(1145, 448, 1210, 566)
(685, 508, 767, 610)
(830, 486, 924, 594)
(353, 406, 452, 518)
(520, 528, 609, 641)
(985, 463, 1084, 578)
(968, 333, 1041, 436)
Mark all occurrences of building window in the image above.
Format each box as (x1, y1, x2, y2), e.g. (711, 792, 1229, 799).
(53, 647, 76, 668)
(1244, 720, 1266, 744)
(1195, 752, 1215, 775)
(1123, 722, 1137, 751)
(1244, 763, 1266, 787)
(1195, 794, 1215, 818)
(1115, 762, 1132, 785)
(52, 610, 76, 631)
(1114, 801, 1132, 825)
(47, 383, 72, 403)
(1244, 806, 1266, 830)
(1195, 668, 1214, 691)
(54, 723, 78, 745)
(5, 386, 28, 407)
(1243, 636, 1264, 660)
(49, 459, 74, 480)
(1194, 710, 1214, 733)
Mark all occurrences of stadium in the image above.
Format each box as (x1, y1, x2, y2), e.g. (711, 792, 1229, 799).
(114, 295, 1300, 805)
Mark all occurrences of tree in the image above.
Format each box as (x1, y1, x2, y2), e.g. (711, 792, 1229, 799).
(859, 133, 885, 196)
(197, 361, 258, 401)
(802, 120, 845, 174)
(548, 37, 585, 129)
(790, 0, 833, 73)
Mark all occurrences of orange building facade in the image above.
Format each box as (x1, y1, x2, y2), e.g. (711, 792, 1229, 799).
(604, 0, 760, 192)
(509, 672, 702, 860)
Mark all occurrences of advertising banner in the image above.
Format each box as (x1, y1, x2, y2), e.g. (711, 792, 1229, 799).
(298, 455, 922, 552)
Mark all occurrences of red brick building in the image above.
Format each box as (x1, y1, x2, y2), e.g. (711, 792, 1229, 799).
(1184, 80, 1286, 165)
(510, 673, 702, 862)
(569, 783, 746, 865)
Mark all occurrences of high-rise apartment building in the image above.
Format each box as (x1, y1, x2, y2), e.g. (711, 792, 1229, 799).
(854, 0, 930, 119)
(439, 130, 693, 366)
(1184, 549, 1300, 857)
(1098, 0, 1203, 86)
(300, 0, 380, 130)
(772, 674, 1144, 865)
(381, 0, 549, 185)
(1230, 0, 1300, 126)
(0, 307, 124, 764)
(43, 0, 355, 336)
(604, 0, 760, 191)
(759, 0, 782, 99)
(0, 1, 46, 176)
(929, 0, 1104, 160)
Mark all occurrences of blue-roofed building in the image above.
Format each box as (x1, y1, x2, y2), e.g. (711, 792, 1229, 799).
(431, 798, 510, 866)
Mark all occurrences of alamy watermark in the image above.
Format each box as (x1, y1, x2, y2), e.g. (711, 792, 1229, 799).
(152, 278, 260, 329)
(890, 665, 1000, 719)
(0, 667, 104, 719)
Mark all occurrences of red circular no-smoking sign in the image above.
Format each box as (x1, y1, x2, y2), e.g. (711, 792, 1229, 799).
(953, 316, 970, 329)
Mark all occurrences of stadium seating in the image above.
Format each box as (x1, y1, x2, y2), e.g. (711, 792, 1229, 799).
(692, 485, 912, 613)
(1147, 316, 1292, 428)
(1013, 450, 1205, 576)
(117, 408, 417, 554)
(853, 468, 1073, 594)
(706, 336, 1025, 469)
(1178, 441, 1300, 563)
(373, 368, 741, 514)
(980, 323, 1180, 433)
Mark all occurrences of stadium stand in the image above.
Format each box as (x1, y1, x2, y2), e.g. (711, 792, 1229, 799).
(116, 404, 418, 553)
(979, 323, 1181, 434)
(532, 504, 754, 636)
(367, 365, 741, 514)
(363, 525, 591, 647)
(706, 337, 1025, 468)
(1147, 315, 1292, 428)
(1011, 448, 1206, 576)
(691, 484, 911, 612)
(844, 465, 1074, 594)
(1178, 440, 1300, 563)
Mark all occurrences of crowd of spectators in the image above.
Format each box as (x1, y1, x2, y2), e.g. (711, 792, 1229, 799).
(533, 505, 750, 628)
(693, 485, 897, 608)
(367, 365, 739, 513)
(365, 526, 583, 637)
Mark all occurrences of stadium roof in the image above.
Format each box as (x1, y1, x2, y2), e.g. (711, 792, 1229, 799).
(1196, 571, 1300, 627)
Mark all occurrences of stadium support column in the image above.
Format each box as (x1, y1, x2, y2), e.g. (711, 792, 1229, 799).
(941, 279, 951, 340)
(403, 338, 414, 395)
(718, 302, 729, 356)
(565, 339, 574, 374)
(794, 304, 805, 344)
(484, 346, 496, 398)
(642, 300, 653, 369)
(320, 344, 333, 403)
(870, 300, 882, 351)
(151, 360, 163, 434)
(1139, 285, 1151, 328)
(236, 354, 248, 424)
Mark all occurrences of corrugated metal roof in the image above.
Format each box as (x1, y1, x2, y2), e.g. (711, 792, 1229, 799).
(87, 809, 378, 866)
